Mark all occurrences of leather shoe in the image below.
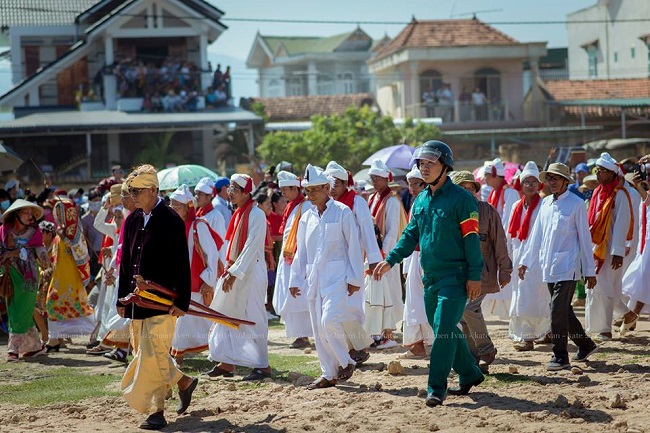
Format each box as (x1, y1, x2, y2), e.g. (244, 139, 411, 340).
(242, 368, 272, 381)
(203, 365, 234, 378)
(139, 412, 167, 430)
(447, 375, 485, 396)
(425, 393, 444, 407)
(176, 377, 198, 415)
(337, 363, 355, 381)
(351, 350, 370, 366)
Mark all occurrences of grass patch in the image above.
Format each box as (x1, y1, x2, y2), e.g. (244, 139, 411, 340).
(268, 352, 320, 380)
(183, 352, 320, 381)
(268, 318, 284, 330)
(0, 368, 120, 406)
(483, 373, 536, 388)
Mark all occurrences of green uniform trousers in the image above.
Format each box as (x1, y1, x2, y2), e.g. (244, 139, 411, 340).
(424, 273, 484, 397)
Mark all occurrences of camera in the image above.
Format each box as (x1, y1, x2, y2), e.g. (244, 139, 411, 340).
(632, 162, 650, 181)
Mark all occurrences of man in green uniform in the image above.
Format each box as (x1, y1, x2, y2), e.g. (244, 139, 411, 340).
(373, 140, 485, 407)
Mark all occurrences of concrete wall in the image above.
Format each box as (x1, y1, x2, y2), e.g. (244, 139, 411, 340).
(568, 0, 650, 79)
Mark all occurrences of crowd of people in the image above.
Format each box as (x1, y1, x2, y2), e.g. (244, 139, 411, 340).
(421, 85, 500, 122)
(1, 143, 649, 429)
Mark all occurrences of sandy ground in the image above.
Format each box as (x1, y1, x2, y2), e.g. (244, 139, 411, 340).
(1, 308, 649, 433)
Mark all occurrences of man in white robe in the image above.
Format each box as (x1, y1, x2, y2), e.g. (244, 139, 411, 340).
(289, 165, 365, 389)
(325, 161, 380, 364)
(195, 177, 227, 264)
(586, 153, 633, 341)
(364, 159, 406, 348)
(206, 174, 271, 381)
(272, 170, 314, 348)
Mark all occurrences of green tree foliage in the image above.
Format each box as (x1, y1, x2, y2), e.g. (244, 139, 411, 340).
(257, 105, 441, 173)
(136, 132, 187, 168)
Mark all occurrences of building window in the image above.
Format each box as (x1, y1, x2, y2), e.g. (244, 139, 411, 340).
(587, 46, 598, 78)
(268, 79, 280, 97)
(419, 69, 442, 100)
(342, 72, 355, 94)
(317, 75, 334, 95)
(631, 47, 636, 58)
(614, 52, 618, 62)
(288, 76, 303, 96)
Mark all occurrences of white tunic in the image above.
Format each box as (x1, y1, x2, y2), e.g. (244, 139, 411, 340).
(402, 250, 434, 345)
(622, 196, 650, 305)
(590, 188, 632, 298)
(520, 190, 596, 283)
(200, 207, 227, 264)
(364, 193, 404, 334)
(289, 199, 364, 379)
(173, 219, 221, 354)
(208, 206, 268, 369)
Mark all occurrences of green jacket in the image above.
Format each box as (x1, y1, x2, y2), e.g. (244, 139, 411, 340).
(385, 178, 483, 282)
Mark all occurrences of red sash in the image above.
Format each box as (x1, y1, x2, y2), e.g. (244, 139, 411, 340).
(280, 193, 304, 234)
(336, 189, 356, 210)
(225, 198, 254, 263)
(507, 194, 540, 241)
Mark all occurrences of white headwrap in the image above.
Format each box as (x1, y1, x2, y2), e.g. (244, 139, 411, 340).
(301, 164, 330, 187)
(325, 161, 349, 182)
(194, 177, 215, 195)
(596, 152, 620, 175)
(170, 184, 193, 204)
(277, 170, 301, 188)
(519, 161, 540, 183)
(367, 159, 392, 179)
(406, 166, 423, 181)
(484, 158, 505, 177)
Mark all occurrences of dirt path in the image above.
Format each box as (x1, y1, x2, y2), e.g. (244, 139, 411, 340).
(1, 310, 648, 433)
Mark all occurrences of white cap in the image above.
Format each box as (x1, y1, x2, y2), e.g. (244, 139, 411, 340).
(519, 161, 540, 183)
(406, 166, 423, 181)
(277, 170, 300, 188)
(325, 161, 348, 182)
(484, 158, 505, 177)
(170, 184, 193, 204)
(367, 159, 391, 178)
(301, 164, 330, 187)
(231, 173, 254, 193)
(596, 152, 620, 174)
(195, 177, 215, 195)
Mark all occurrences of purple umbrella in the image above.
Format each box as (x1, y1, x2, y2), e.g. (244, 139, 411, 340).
(362, 144, 415, 170)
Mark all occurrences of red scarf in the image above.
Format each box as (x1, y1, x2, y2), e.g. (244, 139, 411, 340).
(190, 219, 224, 292)
(336, 189, 356, 210)
(184, 204, 197, 236)
(369, 187, 391, 218)
(587, 181, 617, 226)
(196, 202, 213, 219)
(507, 194, 541, 241)
(225, 198, 254, 263)
(280, 193, 304, 234)
(487, 181, 506, 210)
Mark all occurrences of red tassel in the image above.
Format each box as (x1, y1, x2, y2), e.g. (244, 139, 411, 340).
(491, 165, 497, 177)
(389, 172, 394, 182)
(347, 171, 354, 185)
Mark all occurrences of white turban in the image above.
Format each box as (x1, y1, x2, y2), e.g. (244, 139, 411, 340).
(519, 161, 540, 183)
(277, 170, 301, 188)
(484, 158, 505, 177)
(301, 164, 330, 187)
(231, 173, 254, 193)
(406, 166, 423, 181)
(596, 152, 620, 174)
(170, 184, 193, 204)
(194, 177, 215, 195)
(367, 159, 392, 179)
(325, 161, 349, 182)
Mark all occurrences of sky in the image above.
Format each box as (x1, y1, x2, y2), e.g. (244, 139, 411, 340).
(0, 0, 598, 100)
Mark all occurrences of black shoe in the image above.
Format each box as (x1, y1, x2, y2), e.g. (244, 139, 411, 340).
(242, 368, 272, 381)
(45, 344, 60, 353)
(139, 412, 167, 430)
(176, 377, 198, 415)
(203, 365, 234, 378)
(425, 393, 444, 407)
(352, 350, 370, 366)
(447, 375, 485, 396)
(546, 356, 571, 371)
(573, 343, 598, 362)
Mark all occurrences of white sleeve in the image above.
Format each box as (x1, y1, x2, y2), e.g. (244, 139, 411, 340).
(576, 202, 597, 277)
(196, 221, 220, 288)
(502, 189, 520, 232)
(93, 207, 117, 239)
(354, 196, 383, 264)
(288, 215, 308, 291)
(343, 209, 365, 288)
(382, 196, 401, 253)
(519, 207, 541, 269)
(610, 191, 632, 257)
(227, 209, 265, 280)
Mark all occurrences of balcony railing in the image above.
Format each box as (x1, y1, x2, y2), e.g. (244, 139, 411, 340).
(405, 101, 513, 123)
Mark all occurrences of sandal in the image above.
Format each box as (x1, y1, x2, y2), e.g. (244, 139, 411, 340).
(103, 348, 128, 363)
(397, 350, 427, 360)
(6, 352, 20, 362)
(306, 377, 337, 390)
(337, 363, 355, 381)
(203, 365, 235, 378)
(86, 346, 112, 355)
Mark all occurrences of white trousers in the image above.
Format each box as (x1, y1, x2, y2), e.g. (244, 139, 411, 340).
(283, 311, 313, 338)
(586, 290, 616, 334)
(309, 294, 355, 381)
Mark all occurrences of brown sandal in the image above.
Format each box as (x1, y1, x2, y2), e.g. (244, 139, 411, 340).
(337, 363, 355, 381)
(306, 377, 337, 390)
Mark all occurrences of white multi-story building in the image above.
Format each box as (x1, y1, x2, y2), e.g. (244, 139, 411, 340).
(567, 0, 650, 80)
(246, 28, 386, 98)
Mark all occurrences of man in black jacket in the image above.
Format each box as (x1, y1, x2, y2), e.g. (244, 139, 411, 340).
(117, 164, 197, 431)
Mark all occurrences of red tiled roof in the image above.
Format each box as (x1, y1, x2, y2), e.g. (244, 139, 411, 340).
(373, 18, 518, 60)
(253, 93, 374, 121)
(545, 78, 650, 101)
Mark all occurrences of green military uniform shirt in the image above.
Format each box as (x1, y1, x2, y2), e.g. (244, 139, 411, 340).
(385, 177, 483, 282)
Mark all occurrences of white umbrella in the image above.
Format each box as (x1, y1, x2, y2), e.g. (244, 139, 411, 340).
(157, 164, 219, 191)
(362, 144, 415, 169)
(353, 167, 407, 183)
(0, 141, 23, 172)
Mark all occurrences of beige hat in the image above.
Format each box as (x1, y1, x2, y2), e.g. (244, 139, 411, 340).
(580, 174, 598, 192)
(110, 183, 123, 206)
(539, 162, 573, 183)
(2, 199, 44, 224)
(451, 171, 481, 193)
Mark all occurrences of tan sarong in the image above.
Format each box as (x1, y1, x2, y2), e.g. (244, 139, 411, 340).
(121, 315, 183, 414)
